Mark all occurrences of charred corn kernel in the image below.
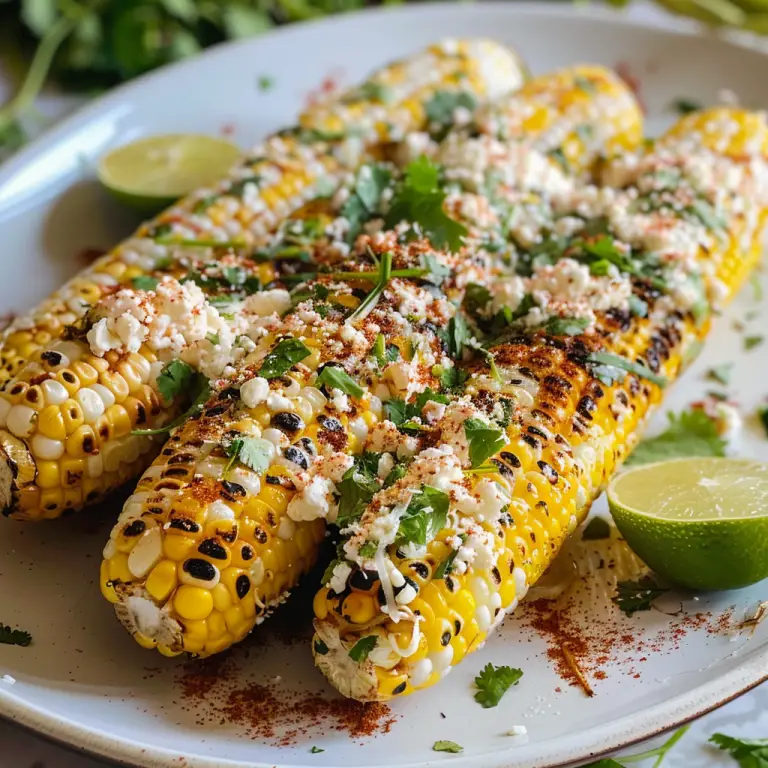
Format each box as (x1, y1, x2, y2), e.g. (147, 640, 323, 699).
(312, 107, 768, 702)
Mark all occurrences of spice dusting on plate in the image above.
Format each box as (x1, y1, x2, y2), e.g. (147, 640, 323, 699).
(177, 656, 397, 745)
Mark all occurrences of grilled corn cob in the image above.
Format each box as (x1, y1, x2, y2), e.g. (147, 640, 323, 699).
(301, 39, 527, 144)
(312, 107, 768, 701)
(0, 45, 529, 522)
(0, 40, 525, 386)
(99, 67, 644, 657)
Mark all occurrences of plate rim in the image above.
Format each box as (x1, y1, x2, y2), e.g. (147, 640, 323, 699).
(1, 3, 768, 766)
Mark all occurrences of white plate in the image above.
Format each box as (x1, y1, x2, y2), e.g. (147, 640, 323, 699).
(1, 4, 767, 767)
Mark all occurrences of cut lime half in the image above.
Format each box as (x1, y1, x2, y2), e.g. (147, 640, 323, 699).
(608, 457, 768, 590)
(97, 134, 241, 213)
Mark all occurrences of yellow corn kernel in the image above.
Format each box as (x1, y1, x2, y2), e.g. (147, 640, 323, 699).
(100, 371, 129, 402)
(206, 611, 227, 641)
(133, 632, 157, 650)
(36, 460, 61, 489)
(60, 456, 86, 487)
(224, 605, 246, 634)
(375, 670, 408, 698)
(313, 588, 330, 620)
(108, 553, 133, 584)
(55, 370, 81, 395)
(70, 361, 99, 387)
(164, 535, 198, 562)
(211, 583, 233, 612)
(341, 592, 378, 625)
(145, 560, 178, 602)
(66, 425, 97, 458)
(174, 585, 214, 620)
(61, 400, 84, 433)
(258, 486, 290, 516)
(106, 404, 132, 438)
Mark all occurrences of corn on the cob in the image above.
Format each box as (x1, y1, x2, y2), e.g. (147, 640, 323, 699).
(0, 44, 529, 522)
(311, 107, 768, 701)
(0, 40, 525, 387)
(301, 39, 527, 145)
(98, 67, 644, 657)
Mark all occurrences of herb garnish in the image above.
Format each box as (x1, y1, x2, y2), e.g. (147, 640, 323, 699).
(132, 275, 161, 291)
(0, 623, 32, 647)
(587, 351, 668, 388)
(223, 436, 272, 476)
(473, 663, 523, 708)
(424, 90, 477, 141)
(315, 366, 364, 398)
(745, 335, 764, 351)
(613, 576, 669, 617)
(397, 485, 450, 546)
(707, 363, 733, 386)
(258, 338, 311, 379)
(386, 156, 467, 252)
(626, 408, 726, 466)
(464, 418, 506, 468)
(348, 635, 377, 662)
(433, 740, 464, 753)
(709, 733, 768, 766)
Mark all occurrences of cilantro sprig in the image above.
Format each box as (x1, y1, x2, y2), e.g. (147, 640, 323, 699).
(0, 623, 32, 647)
(473, 663, 523, 708)
(386, 156, 468, 252)
(258, 338, 311, 379)
(612, 576, 669, 617)
(626, 408, 726, 466)
(464, 418, 506, 468)
(223, 436, 272, 476)
(710, 733, 768, 767)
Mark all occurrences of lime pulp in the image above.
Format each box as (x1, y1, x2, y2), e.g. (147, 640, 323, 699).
(607, 457, 768, 590)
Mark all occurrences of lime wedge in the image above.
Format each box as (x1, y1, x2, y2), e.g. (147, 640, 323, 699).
(608, 457, 768, 590)
(98, 134, 241, 213)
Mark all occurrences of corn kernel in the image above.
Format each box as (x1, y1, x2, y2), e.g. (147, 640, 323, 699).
(174, 585, 214, 620)
(146, 560, 178, 602)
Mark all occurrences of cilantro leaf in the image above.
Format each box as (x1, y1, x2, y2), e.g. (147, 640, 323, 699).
(587, 351, 668, 388)
(710, 733, 768, 767)
(626, 408, 726, 466)
(315, 365, 364, 398)
(132, 275, 161, 291)
(309, 746, 325, 754)
(433, 740, 464, 753)
(464, 282, 492, 317)
(707, 363, 733, 386)
(258, 338, 311, 379)
(424, 89, 477, 140)
(397, 485, 450, 546)
(341, 164, 391, 242)
(613, 576, 669, 617)
(473, 663, 523, 708)
(543, 315, 590, 336)
(758, 406, 768, 438)
(745, 335, 764, 351)
(156, 359, 196, 403)
(224, 436, 272, 476)
(433, 536, 466, 579)
(386, 156, 467, 252)
(335, 465, 380, 528)
(672, 97, 703, 115)
(464, 418, 506, 468)
(423, 252, 452, 284)
(440, 313, 469, 360)
(355, 81, 395, 104)
(582, 517, 611, 540)
(348, 635, 377, 662)
(0, 623, 32, 647)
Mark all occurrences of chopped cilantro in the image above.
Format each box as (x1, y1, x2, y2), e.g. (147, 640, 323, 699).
(358, 541, 378, 558)
(464, 282, 492, 317)
(132, 275, 160, 291)
(613, 576, 669, 617)
(133, 371, 210, 437)
(341, 163, 391, 242)
(258, 338, 311, 379)
(309, 746, 325, 754)
(543, 315, 590, 336)
(628, 294, 649, 318)
(433, 536, 466, 579)
(433, 740, 464, 753)
(626, 408, 726, 466)
(707, 363, 733, 385)
(464, 418, 506, 468)
(315, 365, 364, 398)
(257, 75, 274, 92)
(750, 274, 763, 303)
(386, 156, 467, 252)
(671, 97, 703, 115)
(155, 360, 196, 403)
(355, 81, 395, 104)
(574, 75, 596, 93)
(587, 351, 668, 388)
(709, 733, 768, 767)
(473, 663, 523, 708)
(758, 406, 768, 437)
(224, 436, 272, 476)
(745, 335, 764, 351)
(439, 313, 469, 360)
(686, 198, 727, 232)
(423, 252, 452, 284)
(335, 463, 380, 528)
(348, 635, 377, 662)
(582, 517, 611, 540)
(0, 623, 32, 647)
(424, 90, 477, 140)
(397, 485, 450, 546)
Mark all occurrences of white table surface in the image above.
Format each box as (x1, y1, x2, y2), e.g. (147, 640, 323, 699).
(0, 3, 766, 766)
